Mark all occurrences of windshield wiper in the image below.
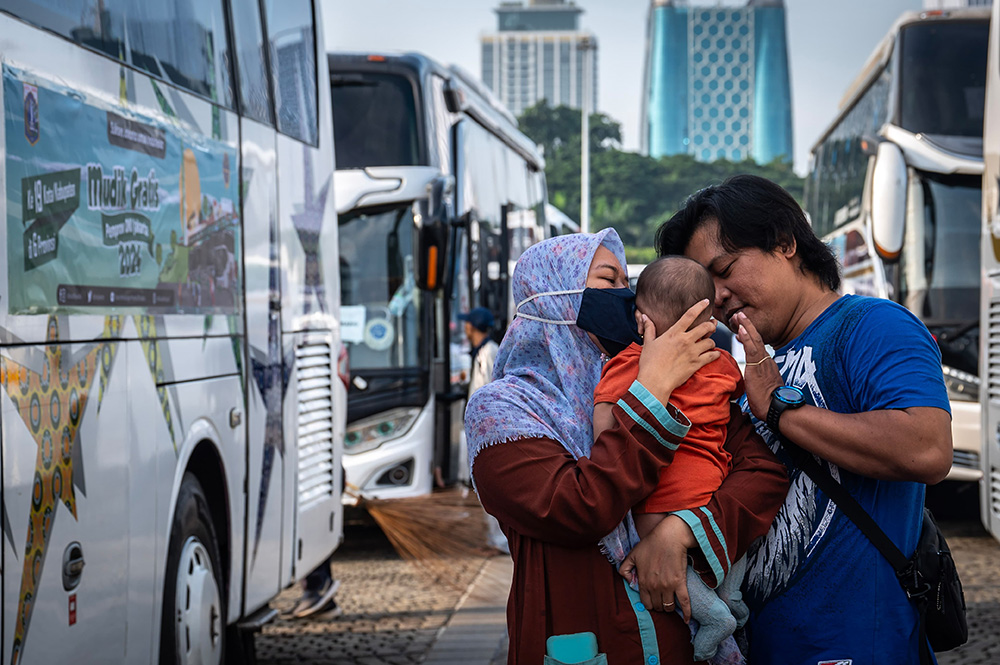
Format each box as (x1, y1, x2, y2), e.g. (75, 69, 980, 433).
(935, 320, 979, 342)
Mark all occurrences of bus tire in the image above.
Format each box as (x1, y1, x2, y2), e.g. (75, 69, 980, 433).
(160, 472, 226, 665)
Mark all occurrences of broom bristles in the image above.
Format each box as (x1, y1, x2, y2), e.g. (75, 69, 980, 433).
(361, 487, 497, 582)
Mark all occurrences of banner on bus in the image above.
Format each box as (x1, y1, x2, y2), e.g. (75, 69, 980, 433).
(4, 65, 241, 315)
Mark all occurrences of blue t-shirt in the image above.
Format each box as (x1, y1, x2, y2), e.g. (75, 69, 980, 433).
(742, 295, 951, 665)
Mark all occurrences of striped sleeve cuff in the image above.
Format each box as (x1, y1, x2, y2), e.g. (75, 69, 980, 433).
(615, 380, 691, 450)
(673, 507, 732, 589)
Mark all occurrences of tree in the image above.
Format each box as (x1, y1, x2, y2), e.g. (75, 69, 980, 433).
(517, 105, 805, 250)
(518, 100, 622, 157)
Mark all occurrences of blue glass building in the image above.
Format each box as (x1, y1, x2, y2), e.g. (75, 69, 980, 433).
(640, 0, 793, 164)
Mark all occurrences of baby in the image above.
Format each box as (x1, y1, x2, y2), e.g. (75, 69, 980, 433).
(593, 256, 747, 662)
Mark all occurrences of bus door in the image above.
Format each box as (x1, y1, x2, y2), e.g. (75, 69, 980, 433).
(268, 0, 343, 587)
(234, 23, 286, 616)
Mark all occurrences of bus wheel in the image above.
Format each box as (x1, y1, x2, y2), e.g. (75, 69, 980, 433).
(161, 473, 225, 665)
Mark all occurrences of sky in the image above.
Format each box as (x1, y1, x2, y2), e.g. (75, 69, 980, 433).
(321, 0, 923, 175)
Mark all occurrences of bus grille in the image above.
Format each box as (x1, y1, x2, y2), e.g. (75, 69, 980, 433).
(989, 297, 1000, 401)
(993, 467, 1000, 518)
(296, 341, 335, 511)
(952, 449, 980, 470)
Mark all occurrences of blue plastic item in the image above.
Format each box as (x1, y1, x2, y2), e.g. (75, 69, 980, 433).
(545, 632, 599, 664)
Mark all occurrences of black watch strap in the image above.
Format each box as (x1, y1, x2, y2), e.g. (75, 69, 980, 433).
(766, 399, 787, 432)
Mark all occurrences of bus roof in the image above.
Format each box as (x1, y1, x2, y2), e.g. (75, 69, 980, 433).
(327, 51, 544, 171)
(809, 7, 990, 155)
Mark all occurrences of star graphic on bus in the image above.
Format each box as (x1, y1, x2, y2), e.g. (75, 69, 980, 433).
(291, 147, 332, 316)
(0, 316, 119, 665)
(249, 216, 288, 561)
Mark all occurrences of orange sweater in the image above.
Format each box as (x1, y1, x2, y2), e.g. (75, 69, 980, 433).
(594, 343, 744, 512)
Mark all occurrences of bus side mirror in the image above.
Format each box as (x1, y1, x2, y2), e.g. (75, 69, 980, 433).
(415, 176, 454, 292)
(870, 142, 907, 261)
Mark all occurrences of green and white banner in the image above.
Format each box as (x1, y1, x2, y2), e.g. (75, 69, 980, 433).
(5, 65, 241, 315)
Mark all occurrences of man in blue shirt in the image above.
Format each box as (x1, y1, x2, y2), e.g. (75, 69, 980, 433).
(655, 175, 953, 664)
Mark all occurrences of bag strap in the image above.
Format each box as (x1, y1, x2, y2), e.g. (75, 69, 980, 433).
(778, 437, 912, 576)
(778, 437, 934, 664)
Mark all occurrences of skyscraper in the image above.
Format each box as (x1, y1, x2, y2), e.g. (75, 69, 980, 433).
(640, 0, 793, 164)
(481, 0, 598, 117)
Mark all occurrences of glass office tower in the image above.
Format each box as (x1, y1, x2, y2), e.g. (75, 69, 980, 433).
(641, 0, 793, 163)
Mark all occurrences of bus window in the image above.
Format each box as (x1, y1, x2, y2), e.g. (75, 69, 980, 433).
(263, 0, 317, 144)
(231, 0, 274, 125)
(899, 20, 988, 140)
(339, 204, 422, 372)
(331, 72, 422, 169)
(0, 0, 235, 107)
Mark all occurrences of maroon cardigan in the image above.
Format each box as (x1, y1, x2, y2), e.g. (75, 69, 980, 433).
(473, 384, 788, 664)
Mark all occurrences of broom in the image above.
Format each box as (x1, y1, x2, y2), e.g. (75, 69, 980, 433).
(345, 483, 498, 583)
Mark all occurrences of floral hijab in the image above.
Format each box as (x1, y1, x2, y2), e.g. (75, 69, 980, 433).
(464, 228, 639, 565)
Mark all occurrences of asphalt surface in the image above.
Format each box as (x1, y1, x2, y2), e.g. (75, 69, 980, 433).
(254, 481, 1000, 665)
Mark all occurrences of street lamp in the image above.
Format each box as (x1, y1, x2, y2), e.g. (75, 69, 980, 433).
(580, 36, 594, 234)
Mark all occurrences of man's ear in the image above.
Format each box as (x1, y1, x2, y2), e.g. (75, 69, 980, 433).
(777, 235, 797, 259)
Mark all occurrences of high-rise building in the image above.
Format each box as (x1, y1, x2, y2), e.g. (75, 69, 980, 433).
(481, 0, 598, 117)
(924, 0, 991, 7)
(640, 0, 793, 164)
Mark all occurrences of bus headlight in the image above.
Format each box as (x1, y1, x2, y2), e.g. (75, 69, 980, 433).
(942, 365, 979, 402)
(344, 407, 420, 454)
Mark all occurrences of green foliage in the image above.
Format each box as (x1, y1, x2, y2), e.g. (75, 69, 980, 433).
(518, 104, 805, 251)
(624, 246, 658, 265)
(518, 99, 622, 157)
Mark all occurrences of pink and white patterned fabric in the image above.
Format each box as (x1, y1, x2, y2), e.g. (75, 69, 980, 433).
(464, 228, 640, 565)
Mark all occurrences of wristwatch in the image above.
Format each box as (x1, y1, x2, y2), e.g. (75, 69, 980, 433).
(766, 385, 806, 433)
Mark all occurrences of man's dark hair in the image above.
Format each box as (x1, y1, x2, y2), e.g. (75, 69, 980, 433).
(635, 256, 714, 332)
(654, 174, 841, 291)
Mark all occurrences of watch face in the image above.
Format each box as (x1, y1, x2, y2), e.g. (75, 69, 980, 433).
(774, 385, 805, 405)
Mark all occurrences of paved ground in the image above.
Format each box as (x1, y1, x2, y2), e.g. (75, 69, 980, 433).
(254, 481, 1000, 664)
(930, 482, 1000, 665)
(255, 519, 502, 665)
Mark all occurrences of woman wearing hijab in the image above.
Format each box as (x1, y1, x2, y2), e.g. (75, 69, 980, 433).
(466, 229, 787, 664)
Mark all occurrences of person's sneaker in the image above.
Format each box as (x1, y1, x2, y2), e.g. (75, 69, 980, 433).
(287, 579, 341, 619)
(312, 598, 343, 619)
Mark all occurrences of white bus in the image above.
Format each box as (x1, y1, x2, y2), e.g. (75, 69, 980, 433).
(0, 1, 345, 663)
(805, 8, 989, 484)
(329, 52, 548, 498)
(980, 0, 1000, 542)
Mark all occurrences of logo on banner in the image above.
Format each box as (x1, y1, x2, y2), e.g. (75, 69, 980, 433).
(23, 82, 39, 145)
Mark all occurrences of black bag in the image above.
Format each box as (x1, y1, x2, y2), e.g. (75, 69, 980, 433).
(779, 438, 968, 660)
(898, 508, 968, 652)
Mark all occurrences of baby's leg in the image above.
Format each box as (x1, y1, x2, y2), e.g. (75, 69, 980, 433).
(687, 566, 737, 662)
(716, 555, 749, 628)
(633, 512, 667, 539)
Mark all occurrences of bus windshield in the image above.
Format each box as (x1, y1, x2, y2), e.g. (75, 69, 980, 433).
(339, 204, 422, 371)
(331, 72, 422, 169)
(898, 172, 980, 374)
(899, 20, 988, 140)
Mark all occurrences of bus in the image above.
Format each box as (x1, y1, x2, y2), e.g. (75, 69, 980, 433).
(980, 0, 1000, 542)
(805, 8, 989, 485)
(329, 52, 548, 497)
(0, 0, 345, 663)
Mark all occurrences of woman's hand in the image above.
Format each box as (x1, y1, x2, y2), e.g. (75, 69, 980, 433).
(636, 299, 719, 405)
(618, 514, 697, 622)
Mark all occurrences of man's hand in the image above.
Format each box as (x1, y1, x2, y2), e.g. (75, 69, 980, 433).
(733, 311, 783, 421)
(618, 514, 696, 622)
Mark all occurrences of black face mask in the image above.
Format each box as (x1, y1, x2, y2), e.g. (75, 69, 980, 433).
(576, 287, 643, 357)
